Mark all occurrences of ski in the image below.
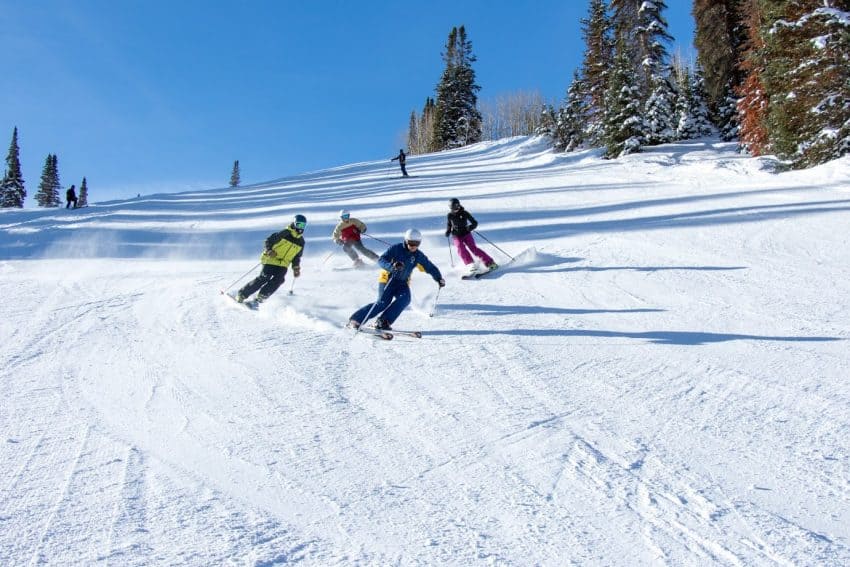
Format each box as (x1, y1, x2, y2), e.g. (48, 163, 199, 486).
(346, 322, 393, 340)
(461, 266, 497, 280)
(221, 290, 259, 310)
(385, 329, 422, 338)
(357, 328, 394, 340)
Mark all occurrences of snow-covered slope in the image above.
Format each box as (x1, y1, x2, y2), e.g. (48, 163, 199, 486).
(1, 137, 849, 565)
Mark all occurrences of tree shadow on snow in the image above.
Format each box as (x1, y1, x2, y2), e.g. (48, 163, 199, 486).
(439, 303, 665, 317)
(425, 327, 843, 345)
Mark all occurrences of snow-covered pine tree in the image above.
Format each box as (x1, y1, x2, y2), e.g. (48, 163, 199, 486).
(674, 65, 700, 140)
(693, 0, 749, 127)
(717, 81, 742, 141)
(554, 71, 588, 152)
(535, 103, 558, 139)
(636, 0, 673, 96)
(35, 154, 61, 207)
(610, 0, 645, 93)
(692, 67, 716, 136)
(603, 39, 646, 158)
(1, 127, 26, 208)
(433, 26, 482, 150)
(78, 177, 88, 207)
(230, 160, 240, 188)
(644, 71, 677, 145)
(762, 0, 850, 168)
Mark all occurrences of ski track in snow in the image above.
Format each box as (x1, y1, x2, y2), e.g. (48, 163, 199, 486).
(1, 137, 849, 565)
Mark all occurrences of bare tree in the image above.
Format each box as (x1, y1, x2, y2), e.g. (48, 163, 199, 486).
(480, 90, 548, 140)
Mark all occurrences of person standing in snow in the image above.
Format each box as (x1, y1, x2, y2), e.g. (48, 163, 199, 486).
(391, 149, 409, 177)
(445, 198, 497, 274)
(65, 185, 78, 209)
(236, 214, 306, 305)
(348, 229, 444, 330)
(332, 209, 379, 267)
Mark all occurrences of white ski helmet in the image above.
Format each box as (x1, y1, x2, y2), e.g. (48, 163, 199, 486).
(403, 228, 422, 244)
(339, 209, 350, 219)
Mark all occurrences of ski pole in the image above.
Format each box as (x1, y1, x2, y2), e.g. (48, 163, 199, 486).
(473, 230, 514, 261)
(447, 236, 455, 267)
(288, 276, 297, 295)
(429, 284, 442, 317)
(221, 262, 261, 294)
(321, 248, 337, 264)
(355, 271, 396, 335)
(364, 233, 392, 246)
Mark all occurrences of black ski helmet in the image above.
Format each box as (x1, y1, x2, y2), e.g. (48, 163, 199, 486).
(449, 198, 461, 211)
(292, 214, 307, 233)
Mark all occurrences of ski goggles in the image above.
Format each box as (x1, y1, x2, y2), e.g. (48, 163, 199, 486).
(340, 213, 350, 220)
(405, 240, 421, 248)
(294, 220, 307, 231)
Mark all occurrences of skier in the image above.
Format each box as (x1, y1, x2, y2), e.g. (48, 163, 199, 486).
(445, 198, 497, 274)
(391, 149, 409, 177)
(332, 209, 379, 267)
(66, 185, 78, 209)
(348, 228, 444, 330)
(235, 214, 306, 305)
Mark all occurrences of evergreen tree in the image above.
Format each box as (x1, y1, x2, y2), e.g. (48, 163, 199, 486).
(610, 0, 644, 92)
(433, 26, 482, 150)
(1, 127, 26, 208)
(535, 103, 558, 138)
(579, 0, 613, 145)
(736, 0, 771, 155)
(636, 0, 673, 94)
(717, 81, 742, 141)
(674, 66, 700, 139)
(35, 154, 61, 207)
(78, 177, 88, 207)
(230, 160, 240, 187)
(644, 71, 677, 145)
(762, 0, 850, 167)
(603, 39, 647, 157)
(554, 71, 588, 151)
(693, 0, 748, 123)
(692, 69, 715, 136)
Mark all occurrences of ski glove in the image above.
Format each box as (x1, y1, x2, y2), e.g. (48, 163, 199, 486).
(392, 261, 404, 271)
(266, 249, 277, 258)
(293, 266, 301, 277)
(437, 278, 446, 288)
(444, 231, 450, 238)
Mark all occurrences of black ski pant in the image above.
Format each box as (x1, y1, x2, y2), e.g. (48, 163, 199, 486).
(342, 240, 379, 262)
(399, 162, 408, 177)
(239, 263, 287, 299)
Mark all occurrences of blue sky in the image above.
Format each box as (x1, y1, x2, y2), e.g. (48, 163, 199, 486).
(2, 1, 695, 204)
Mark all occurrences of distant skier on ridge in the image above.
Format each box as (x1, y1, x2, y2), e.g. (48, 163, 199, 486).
(391, 149, 409, 177)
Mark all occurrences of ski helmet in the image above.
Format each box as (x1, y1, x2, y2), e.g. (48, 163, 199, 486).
(449, 198, 461, 211)
(292, 214, 307, 233)
(403, 228, 422, 246)
(339, 209, 350, 220)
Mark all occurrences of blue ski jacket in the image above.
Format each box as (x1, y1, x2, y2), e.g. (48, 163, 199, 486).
(377, 242, 442, 284)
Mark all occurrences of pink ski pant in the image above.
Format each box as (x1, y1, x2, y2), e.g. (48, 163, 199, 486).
(452, 233, 493, 265)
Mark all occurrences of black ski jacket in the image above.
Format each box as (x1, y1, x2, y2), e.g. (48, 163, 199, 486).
(445, 207, 478, 237)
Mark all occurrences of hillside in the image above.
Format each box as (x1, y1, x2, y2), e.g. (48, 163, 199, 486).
(1, 137, 849, 565)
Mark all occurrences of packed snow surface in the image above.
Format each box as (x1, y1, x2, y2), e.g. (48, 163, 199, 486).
(1, 137, 849, 565)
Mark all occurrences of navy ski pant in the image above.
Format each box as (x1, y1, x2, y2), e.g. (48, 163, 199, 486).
(350, 279, 410, 326)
